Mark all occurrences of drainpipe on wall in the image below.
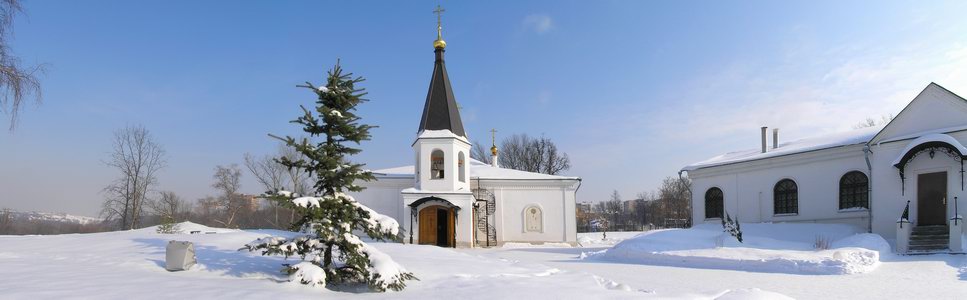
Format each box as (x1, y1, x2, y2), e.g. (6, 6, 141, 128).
(679, 170, 692, 227)
(864, 144, 874, 234)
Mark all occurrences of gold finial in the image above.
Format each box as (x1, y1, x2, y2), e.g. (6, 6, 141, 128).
(433, 5, 447, 49)
(489, 128, 498, 155)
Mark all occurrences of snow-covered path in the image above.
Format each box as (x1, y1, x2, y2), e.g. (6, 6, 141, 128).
(466, 233, 967, 300)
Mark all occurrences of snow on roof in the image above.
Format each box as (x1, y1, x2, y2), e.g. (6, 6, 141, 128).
(890, 133, 967, 166)
(371, 159, 579, 181)
(682, 125, 883, 172)
(417, 129, 469, 144)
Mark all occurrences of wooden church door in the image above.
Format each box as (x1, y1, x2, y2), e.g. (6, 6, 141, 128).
(418, 205, 454, 247)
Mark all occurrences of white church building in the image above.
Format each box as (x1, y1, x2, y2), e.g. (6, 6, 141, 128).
(682, 83, 966, 254)
(350, 23, 580, 248)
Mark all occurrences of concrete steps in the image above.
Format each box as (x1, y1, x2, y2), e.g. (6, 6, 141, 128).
(908, 225, 949, 252)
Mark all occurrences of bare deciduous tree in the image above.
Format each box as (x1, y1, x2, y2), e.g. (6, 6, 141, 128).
(470, 142, 493, 165)
(194, 196, 219, 224)
(853, 114, 894, 129)
(0, 0, 44, 130)
(472, 133, 571, 175)
(212, 164, 244, 228)
(0, 208, 11, 233)
(280, 145, 311, 196)
(100, 125, 166, 230)
(243, 144, 308, 228)
(148, 191, 189, 222)
(244, 151, 287, 193)
(652, 176, 692, 227)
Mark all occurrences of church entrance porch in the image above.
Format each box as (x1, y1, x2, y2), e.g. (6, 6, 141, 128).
(917, 171, 948, 226)
(418, 205, 455, 247)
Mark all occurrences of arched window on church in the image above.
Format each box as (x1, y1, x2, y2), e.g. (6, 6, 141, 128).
(458, 152, 466, 183)
(839, 171, 869, 210)
(431, 150, 445, 179)
(524, 206, 543, 232)
(705, 187, 724, 219)
(774, 179, 798, 215)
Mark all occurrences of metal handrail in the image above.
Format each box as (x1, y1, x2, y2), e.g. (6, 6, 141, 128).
(899, 200, 911, 228)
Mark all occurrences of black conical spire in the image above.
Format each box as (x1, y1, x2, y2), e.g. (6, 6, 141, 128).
(418, 40, 466, 137)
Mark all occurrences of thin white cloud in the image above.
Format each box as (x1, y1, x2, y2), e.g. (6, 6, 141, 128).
(522, 14, 553, 34)
(564, 26, 967, 204)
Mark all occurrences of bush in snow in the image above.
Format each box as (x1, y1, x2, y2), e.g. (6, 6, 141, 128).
(814, 235, 831, 250)
(243, 62, 416, 292)
(720, 212, 742, 243)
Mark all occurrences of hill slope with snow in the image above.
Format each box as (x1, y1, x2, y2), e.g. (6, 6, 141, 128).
(3, 209, 103, 225)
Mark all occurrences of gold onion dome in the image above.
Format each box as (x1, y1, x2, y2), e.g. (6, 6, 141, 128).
(434, 38, 447, 49)
(490, 145, 498, 155)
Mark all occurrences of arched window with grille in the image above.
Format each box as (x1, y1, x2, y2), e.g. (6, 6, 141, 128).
(774, 179, 798, 215)
(839, 171, 869, 210)
(705, 187, 724, 219)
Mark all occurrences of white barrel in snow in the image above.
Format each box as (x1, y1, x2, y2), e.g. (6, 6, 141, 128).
(165, 241, 197, 271)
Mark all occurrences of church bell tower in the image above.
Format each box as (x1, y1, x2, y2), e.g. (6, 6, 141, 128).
(414, 6, 471, 192)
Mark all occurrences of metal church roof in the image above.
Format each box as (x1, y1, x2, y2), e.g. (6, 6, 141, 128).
(418, 48, 466, 138)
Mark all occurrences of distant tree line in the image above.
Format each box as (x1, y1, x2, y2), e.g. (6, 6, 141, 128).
(577, 176, 692, 232)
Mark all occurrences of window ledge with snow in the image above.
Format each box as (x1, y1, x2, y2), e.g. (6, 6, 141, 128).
(838, 207, 869, 213)
(773, 213, 798, 217)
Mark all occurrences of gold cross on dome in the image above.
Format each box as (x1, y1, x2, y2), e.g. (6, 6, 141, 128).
(433, 5, 445, 27)
(490, 128, 498, 146)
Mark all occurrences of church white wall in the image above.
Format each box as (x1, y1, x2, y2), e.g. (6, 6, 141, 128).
(689, 145, 871, 231)
(357, 175, 579, 247)
(351, 178, 412, 231)
(869, 130, 967, 240)
(872, 85, 967, 144)
(487, 182, 578, 244)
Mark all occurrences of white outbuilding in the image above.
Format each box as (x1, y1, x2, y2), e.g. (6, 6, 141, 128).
(682, 83, 966, 254)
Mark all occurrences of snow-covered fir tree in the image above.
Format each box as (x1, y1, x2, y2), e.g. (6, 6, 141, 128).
(721, 212, 743, 243)
(244, 62, 416, 292)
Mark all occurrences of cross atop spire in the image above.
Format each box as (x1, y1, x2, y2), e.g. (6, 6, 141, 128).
(433, 5, 447, 49)
(490, 128, 499, 156)
(418, 6, 464, 138)
(490, 129, 498, 147)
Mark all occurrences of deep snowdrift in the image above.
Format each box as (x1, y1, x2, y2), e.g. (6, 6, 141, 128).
(589, 223, 891, 275)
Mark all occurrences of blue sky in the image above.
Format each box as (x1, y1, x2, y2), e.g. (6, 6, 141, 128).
(2, 1, 967, 216)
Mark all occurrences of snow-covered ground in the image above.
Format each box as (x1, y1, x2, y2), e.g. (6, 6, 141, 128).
(471, 226, 967, 299)
(1, 223, 964, 299)
(588, 223, 888, 275)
